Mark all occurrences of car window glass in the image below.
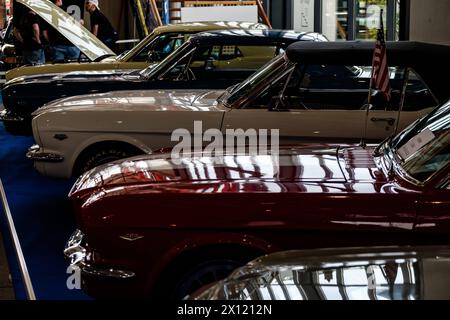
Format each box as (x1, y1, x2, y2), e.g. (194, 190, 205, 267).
(226, 53, 290, 107)
(394, 103, 450, 183)
(403, 69, 439, 111)
(245, 64, 413, 111)
(292, 65, 408, 111)
(134, 33, 190, 62)
(221, 45, 240, 60)
(243, 64, 296, 109)
(160, 45, 278, 81)
(401, 130, 450, 183)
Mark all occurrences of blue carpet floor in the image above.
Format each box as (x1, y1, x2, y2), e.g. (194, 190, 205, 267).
(0, 119, 90, 300)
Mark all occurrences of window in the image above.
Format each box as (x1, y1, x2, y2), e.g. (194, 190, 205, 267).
(401, 130, 450, 182)
(133, 33, 190, 62)
(160, 45, 278, 81)
(314, 0, 399, 41)
(240, 59, 440, 113)
(394, 102, 450, 183)
(403, 70, 439, 111)
(243, 63, 409, 111)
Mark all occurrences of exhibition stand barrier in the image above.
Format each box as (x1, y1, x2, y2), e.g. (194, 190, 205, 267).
(0, 178, 36, 300)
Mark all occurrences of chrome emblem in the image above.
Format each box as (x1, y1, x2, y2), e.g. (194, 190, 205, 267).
(120, 234, 144, 242)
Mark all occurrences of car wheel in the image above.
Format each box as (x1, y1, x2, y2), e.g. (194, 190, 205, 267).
(76, 145, 142, 176)
(155, 249, 261, 300)
(172, 259, 244, 300)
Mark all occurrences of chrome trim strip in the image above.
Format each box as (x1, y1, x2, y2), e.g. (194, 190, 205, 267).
(26, 145, 64, 162)
(81, 264, 136, 279)
(0, 179, 36, 300)
(0, 110, 24, 122)
(64, 229, 135, 280)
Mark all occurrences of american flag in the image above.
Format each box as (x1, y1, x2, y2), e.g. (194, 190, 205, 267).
(371, 10, 391, 101)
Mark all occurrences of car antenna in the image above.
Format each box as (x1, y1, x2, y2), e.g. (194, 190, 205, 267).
(385, 68, 410, 180)
(393, 67, 410, 137)
(359, 88, 373, 149)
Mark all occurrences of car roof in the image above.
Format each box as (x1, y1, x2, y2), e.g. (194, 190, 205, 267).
(190, 29, 327, 46)
(286, 41, 450, 102)
(286, 41, 450, 65)
(119, 21, 269, 62)
(153, 21, 268, 34)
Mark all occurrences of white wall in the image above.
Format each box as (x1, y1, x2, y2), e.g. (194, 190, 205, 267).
(410, 0, 450, 45)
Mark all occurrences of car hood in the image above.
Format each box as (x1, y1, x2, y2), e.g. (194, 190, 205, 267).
(33, 89, 226, 116)
(18, 0, 114, 61)
(69, 145, 385, 198)
(5, 69, 138, 86)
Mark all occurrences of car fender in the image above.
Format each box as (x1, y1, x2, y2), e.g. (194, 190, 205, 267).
(69, 133, 153, 172)
(143, 232, 279, 292)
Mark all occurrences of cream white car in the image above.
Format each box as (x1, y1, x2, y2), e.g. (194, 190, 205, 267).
(27, 41, 447, 178)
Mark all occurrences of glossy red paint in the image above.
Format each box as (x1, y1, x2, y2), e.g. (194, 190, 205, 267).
(68, 144, 450, 298)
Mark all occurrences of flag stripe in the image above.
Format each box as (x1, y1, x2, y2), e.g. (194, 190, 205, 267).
(371, 25, 391, 101)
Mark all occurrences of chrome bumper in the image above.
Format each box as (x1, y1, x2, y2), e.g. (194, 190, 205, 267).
(26, 145, 64, 162)
(64, 229, 135, 280)
(0, 109, 24, 122)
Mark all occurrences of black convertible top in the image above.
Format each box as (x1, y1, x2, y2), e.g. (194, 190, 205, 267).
(286, 41, 450, 102)
(190, 29, 328, 47)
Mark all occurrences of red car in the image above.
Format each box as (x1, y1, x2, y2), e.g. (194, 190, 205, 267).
(65, 99, 450, 299)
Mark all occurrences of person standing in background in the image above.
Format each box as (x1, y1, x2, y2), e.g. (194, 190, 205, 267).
(85, 0, 118, 51)
(43, 0, 81, 61)
(20, 9, 45, 65)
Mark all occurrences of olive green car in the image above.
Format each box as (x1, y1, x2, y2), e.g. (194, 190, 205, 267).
(6, 1, 266, 81)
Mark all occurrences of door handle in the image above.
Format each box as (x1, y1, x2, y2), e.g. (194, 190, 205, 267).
(370, 117, 396, 126)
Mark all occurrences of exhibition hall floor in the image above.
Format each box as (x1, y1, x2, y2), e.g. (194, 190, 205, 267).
(0, 119, 90, 300)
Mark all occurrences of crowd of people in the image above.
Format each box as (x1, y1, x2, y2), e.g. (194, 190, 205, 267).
(12, 0, 118, 65)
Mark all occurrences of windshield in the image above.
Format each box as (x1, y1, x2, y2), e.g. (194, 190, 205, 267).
(119, 32, 192, 63)
(118, 32, 156, 62)
(223, 53, 289, 107)
(391, 100, 450, 183)
(139, 41, 193, 79)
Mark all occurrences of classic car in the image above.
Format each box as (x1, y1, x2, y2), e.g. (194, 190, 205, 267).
(2, 0, 115, 76)
(2, 29, 321, 135)
(64, 97, 450, 299)
(191, 246, 450, 300)
(28, 41, 448, 179)
(5, 17, 267, 81)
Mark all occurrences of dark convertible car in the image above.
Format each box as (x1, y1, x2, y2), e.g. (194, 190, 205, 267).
(0, 30, 326, 135)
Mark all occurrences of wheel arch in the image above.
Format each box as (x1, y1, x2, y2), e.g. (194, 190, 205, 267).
(71, 134, 151, 176)
(148, 235, 276, 298)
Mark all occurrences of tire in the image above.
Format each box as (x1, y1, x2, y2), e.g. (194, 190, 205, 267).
(75, 144, 142, 176)
(154, 249, 261, 300)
